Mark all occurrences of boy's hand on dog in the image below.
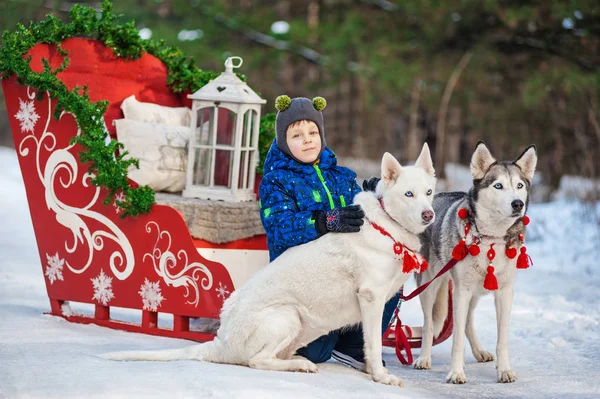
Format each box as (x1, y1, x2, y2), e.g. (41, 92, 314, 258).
(314, 205, 365, 235)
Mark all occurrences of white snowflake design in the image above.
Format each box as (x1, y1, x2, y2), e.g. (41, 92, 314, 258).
(139, 279, 165, 311)
(45, 252, 65, 285)
(215, 282, 230, 300)
(15, 98, 40, 133)
(113, 192, 126, 214)
(91, 269, 115, 306)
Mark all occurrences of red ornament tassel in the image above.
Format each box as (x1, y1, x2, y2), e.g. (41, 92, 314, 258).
(516, 246, 532, 269)
(403, 251, 418, 273)
(484, 265, 498, 290)
(419, 257, 428, 273)
(452, 239, 469, 260)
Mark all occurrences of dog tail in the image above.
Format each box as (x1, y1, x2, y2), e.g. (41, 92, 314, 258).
(432, 279, 449, 339)
(100, 338, 225, 363)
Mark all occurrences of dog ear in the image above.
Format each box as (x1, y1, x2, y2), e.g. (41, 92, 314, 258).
(414, 143, 435, 177)
(381, 152, 402, 187)
(470, 141, 496, 180)
(514, 145, 537, 182)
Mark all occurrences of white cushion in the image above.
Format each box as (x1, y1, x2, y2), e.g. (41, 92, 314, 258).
(120, 95, 192, 127)
(115, 119, 192, 192)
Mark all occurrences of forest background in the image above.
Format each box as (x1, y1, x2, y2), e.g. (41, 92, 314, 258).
(1, 0, 598, 199)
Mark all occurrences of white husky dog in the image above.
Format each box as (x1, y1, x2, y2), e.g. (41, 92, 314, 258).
(415, 142, 537, 384)
(102, 144, 437, 387)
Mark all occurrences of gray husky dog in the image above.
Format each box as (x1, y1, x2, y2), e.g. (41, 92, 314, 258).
(415, 141, 537, 384)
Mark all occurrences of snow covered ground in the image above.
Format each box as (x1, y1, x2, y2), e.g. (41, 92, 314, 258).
(1, 146, 599, 398)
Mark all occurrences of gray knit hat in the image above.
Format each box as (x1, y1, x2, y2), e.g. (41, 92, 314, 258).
(275, 95, 327, 164)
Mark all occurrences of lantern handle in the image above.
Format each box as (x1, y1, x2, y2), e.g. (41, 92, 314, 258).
(224, 56, 243, 74)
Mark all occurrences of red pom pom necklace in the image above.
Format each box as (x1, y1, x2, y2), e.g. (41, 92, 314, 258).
(370, 222, 428, 274)
(452, 208, 533, 291)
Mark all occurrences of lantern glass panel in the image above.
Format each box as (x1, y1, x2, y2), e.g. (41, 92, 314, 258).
(214, 149, 233, 188)
(238, 150, 252, 189)
(216, 108, 237, 147)
(241, 109, 257, 149)
(192, 147, 211, 186)
(195, 107, 214, 145)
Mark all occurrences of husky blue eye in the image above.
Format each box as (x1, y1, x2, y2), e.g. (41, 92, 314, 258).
(405, 191, 413, 197)
(494, 183, 503, 189)
(427, 189, 432, 195)
(517, 182, 524, 189)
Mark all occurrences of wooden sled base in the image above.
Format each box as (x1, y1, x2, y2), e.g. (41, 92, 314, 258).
(47, 298, 217, 342)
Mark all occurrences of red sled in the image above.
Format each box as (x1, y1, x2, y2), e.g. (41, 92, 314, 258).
(2, 37, 452, 362)
(1, 37, 267, 342)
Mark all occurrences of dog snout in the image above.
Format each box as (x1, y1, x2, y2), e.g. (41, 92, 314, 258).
(511, 199, 524, 212)
(421, 210, 434, 223)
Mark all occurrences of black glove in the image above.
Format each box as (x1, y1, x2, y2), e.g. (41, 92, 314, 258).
(313, 205, 365, 235)
(362, 177, 381, 192)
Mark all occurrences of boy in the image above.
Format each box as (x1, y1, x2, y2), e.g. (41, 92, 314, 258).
(259, 95, 399, 371)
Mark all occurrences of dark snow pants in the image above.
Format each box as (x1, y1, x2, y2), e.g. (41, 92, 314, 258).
(296, 292, 401, 363)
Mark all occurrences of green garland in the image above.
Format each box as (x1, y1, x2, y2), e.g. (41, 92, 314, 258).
(0, 0, 275, 217)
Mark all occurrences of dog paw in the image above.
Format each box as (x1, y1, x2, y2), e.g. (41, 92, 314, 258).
(473, 350, 494, 363)
(298, 361, 319, 373)
(365, 363, 390, 375)
(414, 357, 431, 370)
(497, 369, 517, 383)
(372, 372, 404, 387)
(446, 369, 467, 384)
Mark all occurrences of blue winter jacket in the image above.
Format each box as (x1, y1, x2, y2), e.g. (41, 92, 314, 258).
(259, 142, 362, 261)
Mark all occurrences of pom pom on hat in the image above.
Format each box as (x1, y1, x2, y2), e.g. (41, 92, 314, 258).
(312, 96, 327, 111)
(275, 95, 291, 111)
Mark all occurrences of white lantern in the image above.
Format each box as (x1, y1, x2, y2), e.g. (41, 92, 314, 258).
(183, 56, 266, 202)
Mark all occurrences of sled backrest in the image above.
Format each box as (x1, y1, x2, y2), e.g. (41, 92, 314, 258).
(26, 37, 190, 137)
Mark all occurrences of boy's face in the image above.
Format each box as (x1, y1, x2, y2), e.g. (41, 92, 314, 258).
(286, 120, 321, 163)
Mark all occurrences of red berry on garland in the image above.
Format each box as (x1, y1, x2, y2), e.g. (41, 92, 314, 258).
(522, 215, 530, 225)
(505, 246, 517, 259)
(458, 208, 469, 219)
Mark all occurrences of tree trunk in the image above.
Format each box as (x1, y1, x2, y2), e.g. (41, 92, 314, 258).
(406, 78, 423, 162)
(436, 51, 473, 178)
(306, 0, 320, 82)
(446, 105, 462, 164)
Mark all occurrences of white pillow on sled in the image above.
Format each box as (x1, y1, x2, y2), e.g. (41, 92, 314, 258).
(115, 118, 191, 193)
(120, 95, 192, 127)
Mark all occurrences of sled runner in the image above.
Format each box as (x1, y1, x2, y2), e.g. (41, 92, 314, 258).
(2, 37, 452, 362)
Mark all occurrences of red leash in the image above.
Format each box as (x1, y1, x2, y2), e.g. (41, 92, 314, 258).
(383, 258, 459, 365)
(397, 257, 458, 302)
(382, 306, 414, 365)
(370, 202, 461, 365)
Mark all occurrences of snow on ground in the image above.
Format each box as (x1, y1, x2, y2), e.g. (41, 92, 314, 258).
(1, 146, 599, 398)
